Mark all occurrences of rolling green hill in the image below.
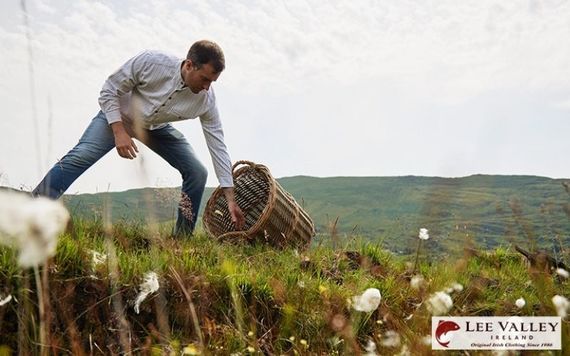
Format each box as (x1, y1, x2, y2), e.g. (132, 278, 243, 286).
(52, 175, 570, 254)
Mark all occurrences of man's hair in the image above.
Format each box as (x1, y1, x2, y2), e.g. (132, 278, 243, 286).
(186, 40, 225, 73)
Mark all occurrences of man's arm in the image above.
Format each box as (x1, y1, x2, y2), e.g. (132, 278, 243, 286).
(200, 98, 245, 230)
(99, 51, 150, 126)
(99, 52, 149, 159)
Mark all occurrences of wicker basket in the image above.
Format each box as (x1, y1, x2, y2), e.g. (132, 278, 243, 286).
(203, 161, 315, 249)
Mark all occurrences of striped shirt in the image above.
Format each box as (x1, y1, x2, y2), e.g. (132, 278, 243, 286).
(98, 50, 233, 187)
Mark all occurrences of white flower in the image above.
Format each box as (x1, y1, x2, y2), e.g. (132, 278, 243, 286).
(426, 291, 453, 315)
(0, 191, 69, 267)
(88, 249, 107, 279)
(90, 249, 107, 266)
(0, 294, 12, 306)
(515, 298, 525, 309)
(352, 288, 381, 312)
(418, 228, 429, 240)
(410, 275, 425, 290)
(556, 268, 569, 279)
(451, 283, 463, 292)
(134, 272, 160, 314)
(363, 339, 377, 356)
(380, 330, 401, 347)
(446, 282, 463, 293)
(552, 295, 569, 317)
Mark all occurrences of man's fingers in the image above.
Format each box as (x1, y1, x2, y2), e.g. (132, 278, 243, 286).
(132, 141, 139, 153)
(231, 209, 245, 230)
(117, 147, 134, 159)
(127, 145, 137, 158)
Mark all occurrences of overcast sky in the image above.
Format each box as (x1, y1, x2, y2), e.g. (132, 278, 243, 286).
(0, 0, 569, 194)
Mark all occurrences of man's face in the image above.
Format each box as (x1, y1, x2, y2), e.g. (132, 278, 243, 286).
(182, 60, 221, 94)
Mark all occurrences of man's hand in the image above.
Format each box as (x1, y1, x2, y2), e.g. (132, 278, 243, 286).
(223, 187, 245, 230)
(228, 201, 245, 230)
(111, 122, 138, 159)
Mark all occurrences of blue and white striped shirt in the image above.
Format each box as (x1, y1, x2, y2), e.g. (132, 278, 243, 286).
(99, 50, 233, 187)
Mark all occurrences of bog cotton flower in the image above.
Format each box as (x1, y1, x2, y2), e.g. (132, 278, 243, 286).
(556, 268, 569, 279)
(363, 339, 377, 356)
(515, 298, 525, 309)
(352, 288, 381, 312)
(446, 282, 463, 294)
(134, 272, 160, 314)
(552, 295, 569, 317)
(0, 191, 69, 267)
(451, 283, 463, 292)
(419, 228, 429, 240)
(380, 330, 401, 347)
(90, 250, 107, 267)
(410, 275, 425, 290)
(426, 291, 453, 315)
(0, 295, 12, 306)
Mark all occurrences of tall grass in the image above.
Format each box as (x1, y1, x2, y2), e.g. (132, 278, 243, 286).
(1, 217, 569, 354)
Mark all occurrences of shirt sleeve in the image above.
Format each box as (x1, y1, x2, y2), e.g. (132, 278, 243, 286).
(98, 51, 150, 125)
(200, 97, 234, 187)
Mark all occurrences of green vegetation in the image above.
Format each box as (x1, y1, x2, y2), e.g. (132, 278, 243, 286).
(60, 174, 570, 256)
(1, 218, 569, 354)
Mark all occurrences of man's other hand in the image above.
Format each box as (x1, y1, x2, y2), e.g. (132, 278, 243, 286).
(111, 122, 138, 159)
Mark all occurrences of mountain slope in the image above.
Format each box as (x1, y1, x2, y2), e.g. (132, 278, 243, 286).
(56, 175, 570, 252)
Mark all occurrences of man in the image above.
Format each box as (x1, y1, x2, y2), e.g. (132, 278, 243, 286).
(33, 40, 245, 235)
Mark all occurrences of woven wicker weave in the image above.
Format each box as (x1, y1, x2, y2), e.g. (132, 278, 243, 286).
(203, 161, 315, 248)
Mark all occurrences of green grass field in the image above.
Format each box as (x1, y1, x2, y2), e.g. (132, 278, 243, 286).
(59, 174, 570, 258)
(1, 217, 569, 355)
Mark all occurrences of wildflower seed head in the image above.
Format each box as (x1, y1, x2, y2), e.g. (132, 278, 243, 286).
(410, 275, 425, 290)
(0, 191, 69, 267)
(426, 291, 453, 315)
(133, 271, 160, 314)
(380, 330, 401, 348)
(556, 268, 569, 279)
(552, 295, 569, 317)
(352, 288, 381, 312)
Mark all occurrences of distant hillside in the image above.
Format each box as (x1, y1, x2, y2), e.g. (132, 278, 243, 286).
(278, 175, 570, 253)
(5, 175, 568, 254)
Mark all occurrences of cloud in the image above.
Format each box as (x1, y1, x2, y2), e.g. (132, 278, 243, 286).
(0, 0, 569, 193)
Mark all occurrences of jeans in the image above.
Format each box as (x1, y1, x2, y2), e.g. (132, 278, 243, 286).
(33, 111, 207, 235)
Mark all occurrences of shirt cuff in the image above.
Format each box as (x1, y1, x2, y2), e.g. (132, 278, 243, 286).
(104, 110, 122, 125)
(219, 177, 234, 188)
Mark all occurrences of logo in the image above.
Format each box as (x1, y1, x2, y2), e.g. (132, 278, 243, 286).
(435, 320, 460, 348)
(432, 317, 561, 350)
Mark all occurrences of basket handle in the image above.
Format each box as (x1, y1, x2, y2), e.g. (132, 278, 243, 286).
(232, 160, 258, 172)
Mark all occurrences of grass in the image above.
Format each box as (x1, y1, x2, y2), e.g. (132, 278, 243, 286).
(0, 217, 569, 355)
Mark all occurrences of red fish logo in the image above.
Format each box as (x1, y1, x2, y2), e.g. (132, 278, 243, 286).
(435, 320, 460, 348)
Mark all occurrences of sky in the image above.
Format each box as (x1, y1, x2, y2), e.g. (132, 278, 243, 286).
(0, 0, 569, 194)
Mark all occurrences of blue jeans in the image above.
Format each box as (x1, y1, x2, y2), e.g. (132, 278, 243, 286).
(33, 111, 207, 235)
